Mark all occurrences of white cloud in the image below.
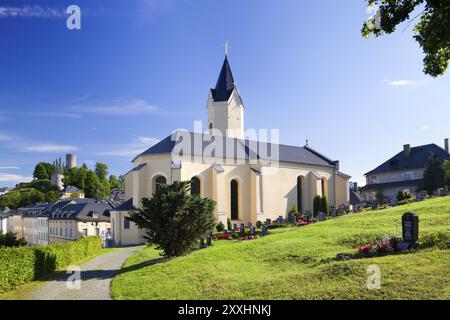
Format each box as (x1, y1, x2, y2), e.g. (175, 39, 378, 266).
(98, 136, 159, 158)
(23, 144, 79, 153)
(71, 98, 159, 116)
(0, 5, 66, 18)
(0, 173, 32, 183)
(0, 133, 12, 141)
(388, 80, 416, 86)
(0, 166, 20, 170)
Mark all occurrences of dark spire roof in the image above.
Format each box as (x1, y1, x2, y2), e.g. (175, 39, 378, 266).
(211, 56, 236, 102)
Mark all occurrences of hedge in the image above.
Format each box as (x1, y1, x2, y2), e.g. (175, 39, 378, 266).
(0, 237, 102, 293)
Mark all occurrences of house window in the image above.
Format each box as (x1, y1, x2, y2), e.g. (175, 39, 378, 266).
(404, 172, 413, 181)
(124, 217, 132, 230)
(60, 228, 62, 236)
(82, 229, 88, 237)
(297, 176, 303, 212)
(191, 177, 201, 196)
(230, 179, 239, 220)
(69, 228, 73, 238)
(95, 228, 100, 236)
(371, 176, 378, 183)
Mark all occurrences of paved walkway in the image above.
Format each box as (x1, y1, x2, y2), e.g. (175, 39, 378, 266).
(28, 246, 142, 300)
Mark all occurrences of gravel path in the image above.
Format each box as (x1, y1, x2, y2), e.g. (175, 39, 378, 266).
(28, 246, 142, 300)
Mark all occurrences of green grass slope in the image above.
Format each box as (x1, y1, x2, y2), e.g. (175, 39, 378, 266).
(111, 197, 450, 300)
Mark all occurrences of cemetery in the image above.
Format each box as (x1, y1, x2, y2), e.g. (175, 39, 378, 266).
(111, 196, 450, 300)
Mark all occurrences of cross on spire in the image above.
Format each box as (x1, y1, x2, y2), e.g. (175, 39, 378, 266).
(223, 41, 231, 57)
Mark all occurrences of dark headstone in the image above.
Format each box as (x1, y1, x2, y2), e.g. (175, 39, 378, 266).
(317, 212, 326, 222)
(223, 229, 228, 235)
(256, 221, 262, 228)
(249, 226, 256, 236)
(233, 223, 238, 230)
(288, 215, 295, 224)
(240, 223, 245, 231)
(207, 232, 212, 246)
(248, 222, 253, 227)
(402, 212, 419, 243)
(261, 225, 269, 236)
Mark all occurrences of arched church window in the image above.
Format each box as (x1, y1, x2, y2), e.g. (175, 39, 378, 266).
(191, 177, 201, 196)
(230, 179, 239, 220)
(297, 176, 303, 212)
(153, 176, 167, 196)
(209, 123, 213, 130)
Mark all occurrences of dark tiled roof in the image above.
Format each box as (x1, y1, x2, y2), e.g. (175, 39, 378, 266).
(113, 198, 136, 211)
(63, 186, 82, 193)
(360, 179, 423, 192)
(211, 56, 235, 102)
(134, 131, 337, 168)
(366, 144, 450, 175)
(50, 202, 112, 222)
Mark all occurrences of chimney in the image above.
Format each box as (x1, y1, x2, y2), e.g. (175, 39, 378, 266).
(333, 161, 340, 171)
(403, 144, 411, 158)
(445, 138, 449, 154)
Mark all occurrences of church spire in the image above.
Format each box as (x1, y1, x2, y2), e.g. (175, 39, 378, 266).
(211, 55, 236, 102)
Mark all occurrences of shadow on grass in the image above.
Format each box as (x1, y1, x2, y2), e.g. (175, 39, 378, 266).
(45, 257, 169, 283)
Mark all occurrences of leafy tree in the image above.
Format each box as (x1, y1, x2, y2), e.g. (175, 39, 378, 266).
(84, 171, 101, 199)
(45, 190, 61, 203)
(320, 196, 329, 215)
(18, 189, 45, 208)
(108, 175, 123, 189)
(443, 160, 450, 187)
(362, 0, 450, 77)
(0, 232, 27, 247)
(130, 181, 216, 257)
(95, 163, 109, 181)
(76, 164, 89, 191)
(422, 155, 446, 194)
(33, 162, 54, 180)
(0, 189, 21, 209)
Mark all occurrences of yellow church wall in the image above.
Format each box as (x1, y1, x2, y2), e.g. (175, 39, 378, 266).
(335, 174, 350, 207)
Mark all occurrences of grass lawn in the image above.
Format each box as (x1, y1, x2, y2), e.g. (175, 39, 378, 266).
(111, 197, 450, 300)
(0, 247, 120, 300)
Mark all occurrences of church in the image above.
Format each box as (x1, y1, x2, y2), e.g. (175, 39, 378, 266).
(110, 54, 350, 246)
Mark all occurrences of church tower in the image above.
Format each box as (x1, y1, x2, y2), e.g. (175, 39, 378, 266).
(208, 54, 244, 139)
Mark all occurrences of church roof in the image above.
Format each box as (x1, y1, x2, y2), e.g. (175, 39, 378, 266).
(133, 131, 338, 168)
(211, 56, 236, 102)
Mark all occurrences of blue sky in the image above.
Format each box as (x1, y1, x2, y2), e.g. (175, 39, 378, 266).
(0, 0, 449, 187)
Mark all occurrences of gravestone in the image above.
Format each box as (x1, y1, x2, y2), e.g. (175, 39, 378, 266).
(261, 225, 269, 236)
(240, 224, 245, 236)
(256, 221, 262, 228)
(288, 215, 295, 224)
(200, 237, 205, 248)
(248, 222, 253, 227)
(240, 223, 245, 230)
(223, 229, 228, 235)
(207, 232, 212, 246)
(266, 218, 271, 225)
(317, 212, 326, 222)
(233, 223, 238, 230)
(402, 212, 419, 244)
(250, 226, 256, 236)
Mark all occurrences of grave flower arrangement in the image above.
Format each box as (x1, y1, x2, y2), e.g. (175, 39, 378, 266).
(238, 235, 258, 241)
(357, 237, 401, 256)
(214, 233, 233, 240)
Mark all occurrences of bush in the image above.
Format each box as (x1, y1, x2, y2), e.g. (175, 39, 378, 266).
(216, 221, 225, 232)
(313, 196, 322, 216)
(227, 218, 232, 230)
(420, 232, 450, 249)
(130, 181, 217, 257)
(320, 196, 329, 215)
(0, 237, 102, 293)
(0, 232, 27, 247)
